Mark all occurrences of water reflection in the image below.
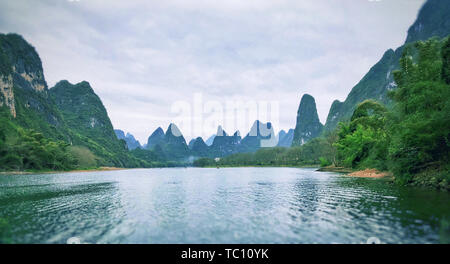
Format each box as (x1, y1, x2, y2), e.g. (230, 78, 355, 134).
(334, 177, 450, 243)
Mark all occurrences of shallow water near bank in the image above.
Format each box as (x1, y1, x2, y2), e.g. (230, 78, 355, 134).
(0, 167, 449, 244)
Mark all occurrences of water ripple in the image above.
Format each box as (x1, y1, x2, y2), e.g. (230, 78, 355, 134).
(0, 168, 449, 244)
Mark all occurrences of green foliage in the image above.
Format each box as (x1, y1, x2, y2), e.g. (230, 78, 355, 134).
(334, 100, 389, 170)
(68, 146, 98, 168)
(442, 37, 450, 84)
(12, 86, 68, 141)
(335, 124, 388, 170)
(129, 147, 177, 167)
(48, 80, 153, 167)
(193, 157, 216, 167)
(252, 147, 285, 166)
(49, 81, 125, 164)
(0, 217, 12, 244)
(388, 38, 450, 184)
(319, 157, 331, 167)
(0, 124, 76, 171)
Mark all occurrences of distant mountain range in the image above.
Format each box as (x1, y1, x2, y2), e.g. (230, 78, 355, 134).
(114, 129, 141, 150)
(277, 129, 294, 148)
(117, 118, 299, 159)
(143, 120, 282, 159)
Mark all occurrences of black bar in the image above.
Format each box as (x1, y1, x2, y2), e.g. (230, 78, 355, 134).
(0, 244, 447, 263)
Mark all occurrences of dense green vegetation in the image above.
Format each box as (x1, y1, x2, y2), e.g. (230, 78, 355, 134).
(130, 147, 186, 167)
(0, 110, 88, 171)
(341, 38, 448, 189)
(0, 105, 187, 171)
(334, 100, 389, 171)
(49, 80, 146, 167)
(333, 38, 449, 189)
(387, 37, 450, 186)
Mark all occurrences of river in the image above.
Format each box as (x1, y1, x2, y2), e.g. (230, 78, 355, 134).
(0, 167, 449, 243)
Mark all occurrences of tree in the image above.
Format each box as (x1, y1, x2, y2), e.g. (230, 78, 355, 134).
(334, 100, 388, 170)
(389, 38, 450, 183)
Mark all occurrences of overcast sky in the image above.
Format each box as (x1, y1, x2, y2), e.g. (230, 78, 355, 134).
(0, 0, 425, 142)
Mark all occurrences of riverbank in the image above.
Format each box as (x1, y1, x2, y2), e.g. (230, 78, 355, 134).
(319, 166, 394, 179)
(318, 165, 448, 190)
(0, 166, 127, 175)
(347, 168, 391, 178)
(408, 167, 449, 191)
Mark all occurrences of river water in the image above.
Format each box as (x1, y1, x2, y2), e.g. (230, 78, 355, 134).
(0, 167, 449, 244)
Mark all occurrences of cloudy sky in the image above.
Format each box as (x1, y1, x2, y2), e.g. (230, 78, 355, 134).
(0, 0, 425, 143)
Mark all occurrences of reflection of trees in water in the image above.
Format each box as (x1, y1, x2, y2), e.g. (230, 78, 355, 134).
(284, 175, 450, 243)
(440, 218, 450, 244)
(0, 181, 124, 243)
(0, 217, 12, 243)
(333, 177, 450, 243)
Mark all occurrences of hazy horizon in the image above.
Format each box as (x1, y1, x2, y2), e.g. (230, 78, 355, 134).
(0, 0, 426, 143)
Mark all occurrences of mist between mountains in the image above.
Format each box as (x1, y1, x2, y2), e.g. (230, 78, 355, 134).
(169, 93, 280, 146)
